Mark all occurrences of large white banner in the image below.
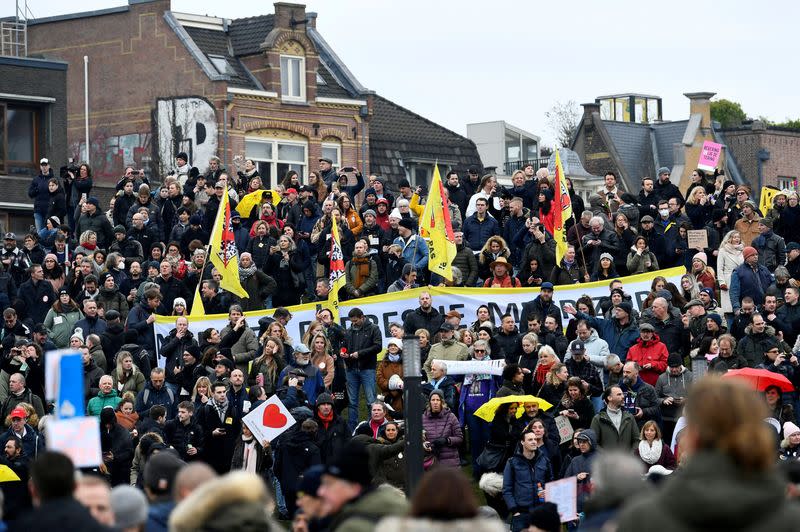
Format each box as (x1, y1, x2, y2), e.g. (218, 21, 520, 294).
(154, 267, 684, 360)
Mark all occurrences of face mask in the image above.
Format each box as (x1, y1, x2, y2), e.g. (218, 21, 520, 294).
(387, 353, 400, 362)
(659, 209, 669, 217)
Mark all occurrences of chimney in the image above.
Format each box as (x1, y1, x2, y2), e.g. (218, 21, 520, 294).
(273, 2, 307, 30)
(684, 92, 716, 129)
(582, 102, 600, 127)
(306, 11, 317, 29)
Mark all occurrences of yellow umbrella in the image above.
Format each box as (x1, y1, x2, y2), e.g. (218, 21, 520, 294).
(236, 189, 282, 218)
(0, 464, 20, 482)
(473, 395, 553, 422)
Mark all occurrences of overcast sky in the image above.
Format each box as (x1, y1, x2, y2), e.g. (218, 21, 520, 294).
(6, 0, 800, 147)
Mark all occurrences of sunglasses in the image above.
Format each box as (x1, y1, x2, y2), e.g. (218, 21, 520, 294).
(474, 349, 486, 353)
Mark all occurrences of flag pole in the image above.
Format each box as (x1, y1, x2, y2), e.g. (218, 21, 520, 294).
(571, 211, 590, 281)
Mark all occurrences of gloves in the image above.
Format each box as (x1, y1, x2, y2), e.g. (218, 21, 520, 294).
(432, 437, 448, 450)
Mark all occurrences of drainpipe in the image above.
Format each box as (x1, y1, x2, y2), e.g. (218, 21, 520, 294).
(84, 55, 89, 164)
(756, 148, 770, 207)
(360, 105, 369, 173)
(223, 93, 234, 172)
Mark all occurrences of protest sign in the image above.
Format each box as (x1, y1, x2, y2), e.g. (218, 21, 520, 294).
(46, 416, 102, 468)
(554, 415, 575, 444)
(242, 395, 296, 443)
(546, 476, 578, 522)
(687, 230, 709, 251)
(698, 140, 722, 172)
(432, 359, 505, 376)
(45, 349, 85, 419)
(154, 267, 685, 359)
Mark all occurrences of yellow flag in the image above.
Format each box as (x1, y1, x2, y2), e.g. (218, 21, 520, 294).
(553, 149, 573, 265)
(208, 185, 248, 299)
(189, 277, 204, 317)
(759, 186, 779, 216)
(327, 216, 347, 319)
(419, 165, 457, 281)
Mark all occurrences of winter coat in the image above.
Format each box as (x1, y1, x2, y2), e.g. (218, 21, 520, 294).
(126, 302, 156, 355)
(314, 411, 349, 466)
(717, 244, 744, 313)
(626, 249, 659, 274)
(589, 408, 639, 450)
(0, 425, 45, 462)
(730, 262, 774, 311)
(625, 334, 669, 385)
(502, 448, 553, 512)
(520, 295, 562, 333)
(737, 324, 780, 368)
(344, 255, 379, 298)
(654, 367, 694, 421)
(327, 484, 409, 532)
(27, 170, 52, 214)
(219, 323, 259, 374)
(567, 328, 610, 369)
(17, 278, 55, 326)
(43, 305, 84, 348)
(451, 244, 479, 286)
(617, 450, 800, 532)
(343, 320, 383, 371)
(197, 400, 238, 474)
(549, 259, 587, 286)
(376, 358, 404, 415)
(565, 357, 604, 398)
(753, 230, 786, 272)
(462, 213, 500, 252)
(96, 287, 129, 323)
(75, 210, 115, 248)
(87, 390, 121, 416)
(0, 388, 45, 421)
(403, 306, 445, 340)
(239, 270, 276, 311)
(10, 496, 114, 532)
(134, 381, 177, 418)
(352, 434, 406, 489)
(423, 340, 469, 379)
(160, 329, 198, 385)
(421, 407, 463, 468)
(274, 430, 321, 496)
(577, 312, 639, 361)
(111, 369, 145, 396)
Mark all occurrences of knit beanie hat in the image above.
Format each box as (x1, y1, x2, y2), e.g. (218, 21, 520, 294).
(743, 246, 758, 261)
(692, 252, 707, 265)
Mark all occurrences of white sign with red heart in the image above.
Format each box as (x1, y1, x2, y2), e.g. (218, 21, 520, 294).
(242, 395, 297, 443)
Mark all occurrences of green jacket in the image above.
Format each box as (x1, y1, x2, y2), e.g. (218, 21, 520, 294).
(589, 408, 639, 450)
(617, 450, 800, 531)
(330, 485, 409, 532)
(43, 307, 84, 348)
(423, 339, 469, 379)
(344, 255, 379, 298)
(352, 434, 406, 490)
(87, 390, 121, 416)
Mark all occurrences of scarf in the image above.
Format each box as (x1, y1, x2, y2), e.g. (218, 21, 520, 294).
(81, 242, 97, 250)
(210, 398, 229, 423)
(317, 409, 334, 429)
(638, 439, 664, 464)
(351, 256, 371, 288)
(725, 242, 744, 254)
(239, 263, 257, 282)
(241, 436, 258, 473)
(534, 362, 552, 387)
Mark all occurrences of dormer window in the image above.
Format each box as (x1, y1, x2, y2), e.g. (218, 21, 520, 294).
(280, 55, 305, 102)
(208, 55, 236, 76)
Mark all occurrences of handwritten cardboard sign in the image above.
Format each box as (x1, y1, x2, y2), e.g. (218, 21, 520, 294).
(554, 415, 575, 444)
(546, 476, 578, 522)
(698, 141, 723, 172)
(687, 230, 709, 251)
(242, 395, 296, 443)
(432, 358, 506, 376)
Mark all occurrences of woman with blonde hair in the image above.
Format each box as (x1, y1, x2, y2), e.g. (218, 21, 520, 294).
(308, 332, 335, 388)
(112, 351, 145, 395)
(248, 338, 286, 394)
(191, 376, 213, 411)
(532, 345, 560, 392)
(685, 185, 714, 229)
(618, 376, 800, 528)
(717, 230, 744, 318)
(539, 362, 569, 406)
(477, 235, 511, 281)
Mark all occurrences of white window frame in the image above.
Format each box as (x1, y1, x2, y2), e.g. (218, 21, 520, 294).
(777, 176, 795, 190)
(245, 137, 307, 187)
(321, 142, 341, 171)
(280, 55, 306, 102)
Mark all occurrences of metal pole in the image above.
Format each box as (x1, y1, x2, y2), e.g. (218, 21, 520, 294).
(83, 55, 89, 164)
(402, 335, 423, 497)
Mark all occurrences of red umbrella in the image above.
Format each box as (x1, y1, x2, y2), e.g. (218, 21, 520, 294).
(721, 368, 794, 393)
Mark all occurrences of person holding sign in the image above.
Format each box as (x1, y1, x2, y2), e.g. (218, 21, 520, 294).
(197, 381, 238, 474)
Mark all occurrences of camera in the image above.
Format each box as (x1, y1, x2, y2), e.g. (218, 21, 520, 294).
(60, 163, 79, 180)
(341, 166, 355, 172)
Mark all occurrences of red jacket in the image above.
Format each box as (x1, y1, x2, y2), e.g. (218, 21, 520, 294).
(483, 274, 521, 288)
(626, 333, 669, 385)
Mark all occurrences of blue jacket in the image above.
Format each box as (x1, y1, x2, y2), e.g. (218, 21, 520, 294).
(393, 234, 428, 271)
(134, 381, 177, 418)
(278, 364, 325, 406)
(503, 448, 553, 512)
(127, 302, 156, 354)
(729, 262, 773, 311)
(0, 425, 45, 461)
(27, 171, 52, 214)
(578, 312, 639, 361)
(462, 213, 500, 252)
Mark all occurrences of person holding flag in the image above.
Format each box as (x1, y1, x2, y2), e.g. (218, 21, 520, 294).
(419, 165, 457, 283)
(327, 208, 347, 315)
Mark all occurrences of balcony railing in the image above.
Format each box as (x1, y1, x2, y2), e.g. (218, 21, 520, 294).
(503, 157, 550, 175)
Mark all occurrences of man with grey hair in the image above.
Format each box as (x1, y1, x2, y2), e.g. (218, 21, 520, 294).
(424, 323, 468, 379)
(1, 372, 45, 419)
(606, 354, 623, 387)
(641, 297, 685, 356)
(422, 359, 458, 412)
(582, 216, 620, 273)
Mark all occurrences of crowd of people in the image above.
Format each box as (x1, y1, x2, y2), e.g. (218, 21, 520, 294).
(0, 155, 799, 531)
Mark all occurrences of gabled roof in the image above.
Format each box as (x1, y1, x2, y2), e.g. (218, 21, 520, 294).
(169, 11, 359, 97)
(369, 95, 482, 181)
(652, 120, 689, 170)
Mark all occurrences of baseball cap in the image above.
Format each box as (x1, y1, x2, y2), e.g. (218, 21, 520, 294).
(3, 232, 16, 240)
(40, 158, 49, 165)
(439, 322, 456, 331)
(286, 188, 298, 195)
(570, 340, 585, 353)
(540, 282, 554, 290)
(10, 407, 27, 419)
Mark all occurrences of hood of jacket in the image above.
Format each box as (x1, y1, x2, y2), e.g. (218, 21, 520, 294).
(169, 471, 274, 532)
(743, 324, 776, 337)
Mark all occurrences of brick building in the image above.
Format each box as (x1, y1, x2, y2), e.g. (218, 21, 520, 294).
(719, 122, 800, 193)
(20, 0, 480, 200)
(0, 55, 67, 233)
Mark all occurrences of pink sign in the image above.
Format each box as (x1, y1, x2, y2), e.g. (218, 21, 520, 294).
(698, 141, 723, 172)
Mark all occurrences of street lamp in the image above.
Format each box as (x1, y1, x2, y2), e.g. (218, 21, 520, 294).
(402, 335, 423, 497)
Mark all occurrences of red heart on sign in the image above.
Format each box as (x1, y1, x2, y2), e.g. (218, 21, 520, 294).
(262, 404, 287, 428)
